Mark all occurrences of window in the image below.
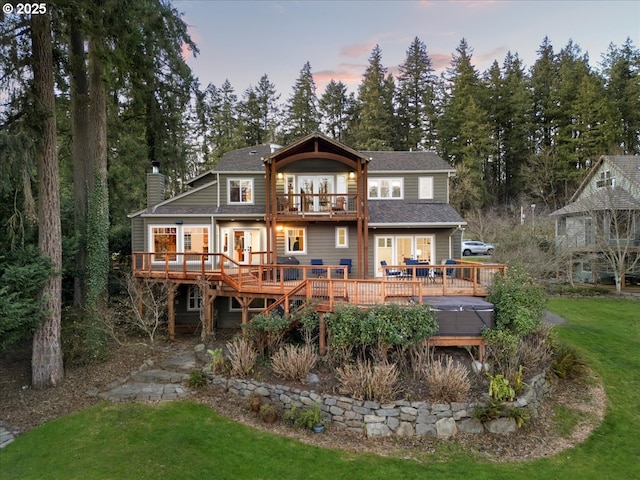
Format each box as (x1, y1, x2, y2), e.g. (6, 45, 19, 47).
(419, 177, 434, 199)
(286, 227, 306, 254)
(151, 227, 177, 261)
(150, 225, 210, 262)
(228, 178, 253, 203)
(557, 217, 567, 236)
(187, 286, 202, 311)
(596, 170, 614, 188)
(336, 227, 348, 248)
(368, 178, 403, 199)
(229, 297, 270, 311)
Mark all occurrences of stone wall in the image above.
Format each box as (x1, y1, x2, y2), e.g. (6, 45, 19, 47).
(208, 372, 554, 438)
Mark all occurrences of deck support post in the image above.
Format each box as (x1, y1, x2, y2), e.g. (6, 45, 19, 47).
(168, 282, 175, 340)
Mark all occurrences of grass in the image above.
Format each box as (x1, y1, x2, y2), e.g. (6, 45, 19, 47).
(1, 297, 639, 479)
(553, 404, 591, 438)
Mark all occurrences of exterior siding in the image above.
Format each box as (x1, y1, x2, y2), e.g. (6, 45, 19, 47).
(171, 184, 217, 206)
(131, 217, 145, 252)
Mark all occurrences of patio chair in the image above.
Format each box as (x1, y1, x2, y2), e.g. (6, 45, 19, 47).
(381, 260, 401, 277)
(338, 258, 352, 275)
(310, 259, 327, 277)
(444, 259, 456, 282)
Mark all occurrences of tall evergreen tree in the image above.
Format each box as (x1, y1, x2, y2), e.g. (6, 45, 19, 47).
(530, 37, 559, 152)
(484, 52, 533, 203)
(438, 39, 494, 212)
(601, 38, 640, 155)
(354, 45, 396, 150)
(396, 37, 437, 150)
(281, 61, 320, 143)
(318, 79, 354, 142)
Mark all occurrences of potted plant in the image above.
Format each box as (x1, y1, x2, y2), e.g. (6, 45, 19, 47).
(260, 403, 278, 423)
(297, 403, 325, 433)
(247, 392, 262, 413)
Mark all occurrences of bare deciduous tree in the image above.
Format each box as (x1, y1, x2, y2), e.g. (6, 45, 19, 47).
(123, 274, 174, 348)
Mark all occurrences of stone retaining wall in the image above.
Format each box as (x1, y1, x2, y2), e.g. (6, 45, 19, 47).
(208, 372, 554, 438)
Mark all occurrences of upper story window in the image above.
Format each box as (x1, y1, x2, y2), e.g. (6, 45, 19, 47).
(418, 177, 434, 199)
(596, 170, 614, 188)
(368, 178, 403, 199)
(228, 178, 253, 204)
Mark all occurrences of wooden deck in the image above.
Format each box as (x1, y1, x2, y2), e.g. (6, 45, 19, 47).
(132, 252, 505, 304)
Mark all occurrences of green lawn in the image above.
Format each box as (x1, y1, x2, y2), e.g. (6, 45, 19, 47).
(1, 298, 638, 479)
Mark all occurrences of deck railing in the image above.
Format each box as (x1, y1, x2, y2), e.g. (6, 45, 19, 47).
(132, 252, 506, 302)
(275, 193, 358, 218)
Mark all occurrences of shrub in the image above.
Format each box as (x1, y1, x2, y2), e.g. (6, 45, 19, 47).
(483, 328, 521, 382)
(205, 348, 228, 374)
(473, 400, 531, 428)
(245, 311, 291, 356)
(325, 303, 438, 364)
(424, 355, 471, 403)
(336, 359, 400, 402)
(552, 343, 587, 379)
(226, 336, 257, 377)
(271, 344, 318, 382)
(290, 403, 324, 429)
(291, 301, 320, 345)
(188, 369, 207, 388)
(487, 372, 516, 402)
(487, 265, 547, 337)
(519, 324, 556, 376)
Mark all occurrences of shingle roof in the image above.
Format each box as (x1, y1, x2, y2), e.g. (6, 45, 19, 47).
(550, 186, 640, 216)
(607, 155, 640, 189)
(140, 205, 265, 217)
(363, 151, 454, 172)
(368, 200, 466, 226)
(209, 144, 453, 174)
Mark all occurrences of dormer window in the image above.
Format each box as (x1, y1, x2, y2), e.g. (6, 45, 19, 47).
(228, 178, 254, 204)
(596, 170, 614, 188)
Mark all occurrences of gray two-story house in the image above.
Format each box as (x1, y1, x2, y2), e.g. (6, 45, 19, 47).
(130, 133, 499, 333)
(550, 155, 640, 286)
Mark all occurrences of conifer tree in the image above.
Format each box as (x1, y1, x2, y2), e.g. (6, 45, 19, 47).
(319, 79, 354, 142)
(396, 37, 437, 150)
(281, 61, 320, 143)
(354, 45, 396, 150)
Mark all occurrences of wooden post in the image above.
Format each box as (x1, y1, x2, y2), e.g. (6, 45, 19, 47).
(168, 282, 175, 340)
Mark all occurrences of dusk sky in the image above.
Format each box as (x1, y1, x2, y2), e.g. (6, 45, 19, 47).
(173, 0, 640, 96)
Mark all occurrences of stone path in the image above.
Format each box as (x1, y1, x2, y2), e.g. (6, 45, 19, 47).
(0, 342, 201, 449)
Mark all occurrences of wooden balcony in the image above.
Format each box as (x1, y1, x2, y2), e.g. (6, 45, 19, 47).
(274, 193, 359, 221)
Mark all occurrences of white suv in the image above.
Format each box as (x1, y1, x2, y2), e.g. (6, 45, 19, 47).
(461, 240, 495, 256)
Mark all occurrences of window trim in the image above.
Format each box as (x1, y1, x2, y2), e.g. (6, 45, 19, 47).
(368, 177, 404, 200)
(149, 224, 211, 263)
(229, 297, 269, 312)
(418, 176, 434, 200)
(285, 227, 307, 255)
(227, 177, 254, 204)
(335, 226, 349, 248)
(187, 285, 202, 312)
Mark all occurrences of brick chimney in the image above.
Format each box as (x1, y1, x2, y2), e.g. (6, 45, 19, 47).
(147, 160, 165, 208)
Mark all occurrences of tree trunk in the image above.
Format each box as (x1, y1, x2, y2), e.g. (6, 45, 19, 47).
(31, 12, 64, 388)
(83, 28, 109, 357)
(70, 22, 91, 308)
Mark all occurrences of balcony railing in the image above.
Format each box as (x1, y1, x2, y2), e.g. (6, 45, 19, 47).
(275, 193, 358, 218)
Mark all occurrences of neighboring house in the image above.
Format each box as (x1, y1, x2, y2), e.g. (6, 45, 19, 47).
(130, 133, 502, 332)
(550, 155, 640, 286)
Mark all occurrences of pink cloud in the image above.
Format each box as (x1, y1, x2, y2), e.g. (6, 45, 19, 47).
(180, 16, 200, 60)
(340, 42, 375, 58)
